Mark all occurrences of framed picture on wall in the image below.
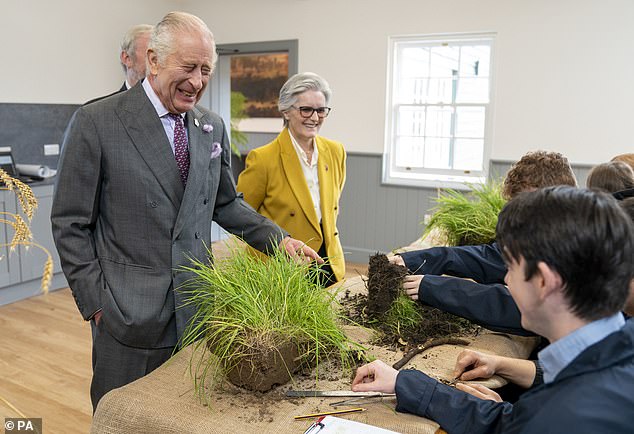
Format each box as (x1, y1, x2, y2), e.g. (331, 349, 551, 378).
(230, 52, 288, 133)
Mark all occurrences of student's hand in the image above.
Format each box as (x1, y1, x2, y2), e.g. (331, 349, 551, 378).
(387, 254, 405, 268)
(455, 383, 502, 402)
(402, 275, 423, 301)
(453, 349, 499, 381)
(279, 237, 324, 264)
(351, 360, 398, 394)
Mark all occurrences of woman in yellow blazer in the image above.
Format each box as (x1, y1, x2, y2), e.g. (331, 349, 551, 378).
(237, 72, 346, 285)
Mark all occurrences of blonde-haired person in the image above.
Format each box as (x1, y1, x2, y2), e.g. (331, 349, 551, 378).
(611, 152, 634, 171)
(237, 72, 346, 286)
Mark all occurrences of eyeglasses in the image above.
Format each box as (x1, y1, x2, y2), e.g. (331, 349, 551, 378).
(292, 106, 332, 118)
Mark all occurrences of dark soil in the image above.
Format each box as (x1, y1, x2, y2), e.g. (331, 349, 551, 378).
(220, 334, 306, 392)
(366, 253, 408, 317)
(342, 253, 480, 350)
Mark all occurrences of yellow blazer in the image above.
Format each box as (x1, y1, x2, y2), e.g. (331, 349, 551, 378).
(237, 128, 346, 281)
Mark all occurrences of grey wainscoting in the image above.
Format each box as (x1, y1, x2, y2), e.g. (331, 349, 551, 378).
(339, 154, 594, 264)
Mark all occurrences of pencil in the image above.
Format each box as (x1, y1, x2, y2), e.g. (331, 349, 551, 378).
(294, 407, 366, 420)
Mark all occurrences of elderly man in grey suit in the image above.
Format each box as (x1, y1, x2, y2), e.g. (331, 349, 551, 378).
(51, 11, 321, 411)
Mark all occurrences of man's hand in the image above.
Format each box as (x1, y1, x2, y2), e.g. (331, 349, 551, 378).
(351, 360, 398, 394)
(402, 275, 423, 301)
(453, 349, 499, 381)
(387, 254, 405, 268)
(455, 383, 502, 402)
(279, 236, 324, 264)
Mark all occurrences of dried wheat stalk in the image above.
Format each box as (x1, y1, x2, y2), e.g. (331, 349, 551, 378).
(0, 170, 51, 293)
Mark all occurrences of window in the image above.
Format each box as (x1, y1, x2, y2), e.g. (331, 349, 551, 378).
(383, 33, 495, 189)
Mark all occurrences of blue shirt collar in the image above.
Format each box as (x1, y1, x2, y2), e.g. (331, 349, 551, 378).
(538, 313, 625, 383)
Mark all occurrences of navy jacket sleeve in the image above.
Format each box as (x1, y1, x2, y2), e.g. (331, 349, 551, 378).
(395, 370, 514, 434)
(419, 275, 535, 336)
(399, 243, 506, 284)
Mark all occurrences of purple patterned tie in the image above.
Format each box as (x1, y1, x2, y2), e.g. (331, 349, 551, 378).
(168, 113, 190, 185)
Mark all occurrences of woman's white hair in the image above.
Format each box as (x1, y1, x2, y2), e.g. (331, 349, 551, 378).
(278, 72, 331, 126)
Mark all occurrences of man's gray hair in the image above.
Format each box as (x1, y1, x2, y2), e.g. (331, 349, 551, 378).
(278, 72, 332, 126)
(120, 24, 153, 73)
(148, 11, 217, 73)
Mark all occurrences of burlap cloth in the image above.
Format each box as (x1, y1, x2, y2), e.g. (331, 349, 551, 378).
(91, 274, 537, 434)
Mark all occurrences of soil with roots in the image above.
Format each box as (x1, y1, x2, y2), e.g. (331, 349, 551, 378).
(341, 253, 480, 350)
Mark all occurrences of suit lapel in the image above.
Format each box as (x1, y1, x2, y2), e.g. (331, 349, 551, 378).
(173, 107, 213, 239)
(116, 85, 183, 209)
(279, 129, 321, 234)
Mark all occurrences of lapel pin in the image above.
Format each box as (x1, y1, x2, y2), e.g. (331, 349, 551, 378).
(194, 118, 200, 127)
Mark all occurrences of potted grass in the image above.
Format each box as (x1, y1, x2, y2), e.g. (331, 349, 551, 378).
(178, 246, 365, 400)
(424, 181, 506, 246)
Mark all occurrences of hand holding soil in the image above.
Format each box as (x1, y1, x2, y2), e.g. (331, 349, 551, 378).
(402, 275, 423, 300)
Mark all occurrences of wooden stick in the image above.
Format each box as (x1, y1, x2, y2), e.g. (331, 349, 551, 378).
(392, 337, 470, 370)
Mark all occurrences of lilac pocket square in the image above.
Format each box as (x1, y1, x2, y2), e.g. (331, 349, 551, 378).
(211, 142, 222, 159)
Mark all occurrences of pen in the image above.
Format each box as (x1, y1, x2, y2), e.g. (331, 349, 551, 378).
(294, 407, 366, 420)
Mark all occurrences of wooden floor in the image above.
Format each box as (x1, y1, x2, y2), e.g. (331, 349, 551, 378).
(0, 262, 368, 433)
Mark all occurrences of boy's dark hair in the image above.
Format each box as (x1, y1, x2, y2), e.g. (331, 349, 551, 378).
(502, 151, 577, 200)
(586, 161, 634, 193)
(496, 186, 633, 321)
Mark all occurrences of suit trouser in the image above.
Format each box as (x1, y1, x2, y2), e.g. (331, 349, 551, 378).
(90, 320, 174, 413)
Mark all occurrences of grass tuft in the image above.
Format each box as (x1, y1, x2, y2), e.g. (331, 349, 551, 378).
(424, 181, 506, 246)
(178, 245, 366, 403)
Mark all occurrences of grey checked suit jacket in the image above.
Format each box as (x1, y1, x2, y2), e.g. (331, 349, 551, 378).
(52, 84, 285, 349)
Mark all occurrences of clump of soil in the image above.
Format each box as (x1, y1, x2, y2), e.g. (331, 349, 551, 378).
(218, 333, 307, 392)
(342, 253, 480, 349)
(366, 253, 408, 317)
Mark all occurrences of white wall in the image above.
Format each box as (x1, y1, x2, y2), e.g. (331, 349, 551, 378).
(191, 0, 634, 164)
(3, 0, 633, 164)
(1, 0, 173, 104)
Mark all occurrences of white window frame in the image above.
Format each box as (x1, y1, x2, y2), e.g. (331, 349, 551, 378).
(383, 32, 496, 190)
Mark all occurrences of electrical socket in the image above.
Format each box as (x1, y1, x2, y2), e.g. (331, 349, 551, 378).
(44, 144, 59, 156)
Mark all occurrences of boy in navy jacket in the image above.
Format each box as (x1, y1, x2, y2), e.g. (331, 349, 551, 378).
(353, 187, 634, 434)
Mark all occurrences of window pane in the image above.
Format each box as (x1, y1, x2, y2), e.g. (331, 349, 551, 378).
(397, 77, 430, 104)
(455, 107, 485, 138)
(454, 138, 484, 171)
(424, 137, 451, 169)
(459, 45, 490, 78)
(397, 106, 425, 137)
(429, 46, 459, 78)
(425, 106, 453, 137)
(427, 77, 454, 103)
(401, 47, 430, 77)
(456, 77, 489, 103)
(395, 136, 425, 168)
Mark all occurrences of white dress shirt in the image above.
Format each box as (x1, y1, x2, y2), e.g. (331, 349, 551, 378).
(289, 130, 322, 223)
